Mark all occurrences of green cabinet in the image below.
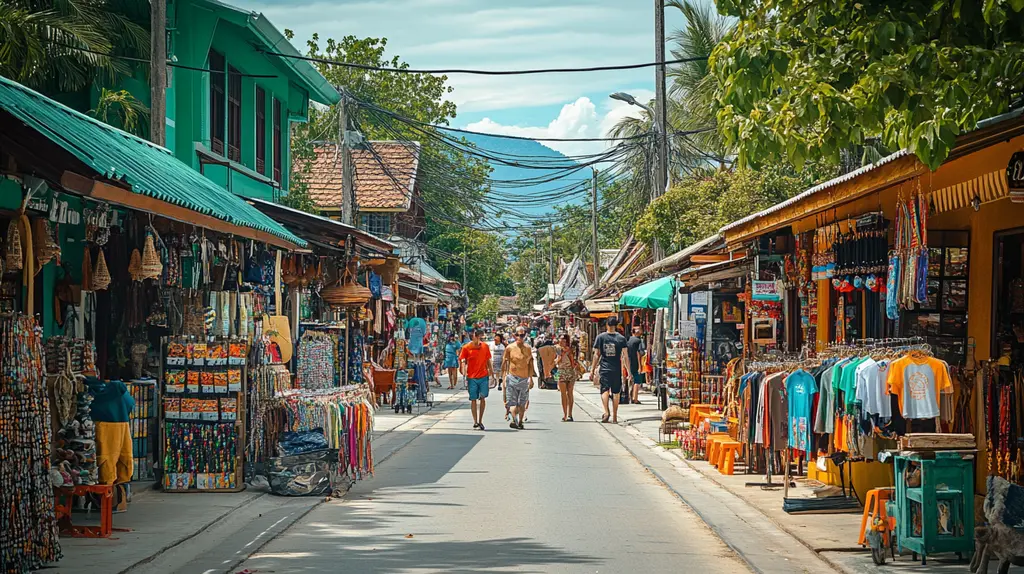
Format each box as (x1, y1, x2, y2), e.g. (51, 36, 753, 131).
(893, 451, 975, 564)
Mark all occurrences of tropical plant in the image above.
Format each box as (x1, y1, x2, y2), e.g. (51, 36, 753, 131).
(469, 294, 501, 324)
(0, 0, 149, 93)
(90, 88, 148, 136)
(711, 0, 1024, 171)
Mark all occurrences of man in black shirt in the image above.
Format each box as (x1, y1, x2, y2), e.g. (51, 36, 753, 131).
(626, 325, 646, 405)
(591, 316, 629, 423)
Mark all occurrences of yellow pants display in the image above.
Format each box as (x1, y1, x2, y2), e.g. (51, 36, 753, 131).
(96, 421, 133, 485)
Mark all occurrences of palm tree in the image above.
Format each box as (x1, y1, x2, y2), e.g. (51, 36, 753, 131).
(609, 0, 735, 199)
(0, 0, 149, 94)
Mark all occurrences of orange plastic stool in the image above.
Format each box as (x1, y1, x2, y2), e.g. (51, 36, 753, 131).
(858, 487, 896, 547)
(706, 433, 730, 465)
(53, 484, 131, 538)
(717, 441, 742, 475)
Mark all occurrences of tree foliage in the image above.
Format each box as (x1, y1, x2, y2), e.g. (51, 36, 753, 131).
(711, 0, 1024, 171)
(424, 228, 513, 304)
(634, 166, 816, 251)
(0, 0, 149, 94)
(469, 294, 501, 324)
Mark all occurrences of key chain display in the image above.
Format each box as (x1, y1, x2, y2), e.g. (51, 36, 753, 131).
(0, 313, 62, 572)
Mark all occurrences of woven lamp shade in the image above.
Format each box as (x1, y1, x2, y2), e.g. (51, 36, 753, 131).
(321, 270, 371, 308)
(141, 233, 162, 280)
(128, 248, 143, 281)
(93, 249, 111, 291)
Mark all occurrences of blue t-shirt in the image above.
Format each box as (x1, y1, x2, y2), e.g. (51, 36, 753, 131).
(785, 369, 818, 452)
(444, 342, 460, 363)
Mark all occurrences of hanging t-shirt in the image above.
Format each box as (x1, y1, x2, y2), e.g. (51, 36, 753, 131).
(855, 358, 892, 419)
(407, 318, 426, 355)
(839, 356, 869, 407)
(885, 355, 952, 419)
(786, 369, 818, 453)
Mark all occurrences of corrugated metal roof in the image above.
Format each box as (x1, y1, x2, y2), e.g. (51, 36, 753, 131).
(635, 234, 721, 277)
(719, 150, 910, 233)
(0, 76, 305, 247)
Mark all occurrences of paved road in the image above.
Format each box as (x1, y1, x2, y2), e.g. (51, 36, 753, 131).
(237, 379, 750, 573)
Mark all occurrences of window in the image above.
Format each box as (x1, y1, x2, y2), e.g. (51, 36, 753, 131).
(208, 50, 225, 155)
(272, 98, 282, 182)
(227, 65, 242, 162)
(255, 86, 266, 174)
(360, 213, 392, 236)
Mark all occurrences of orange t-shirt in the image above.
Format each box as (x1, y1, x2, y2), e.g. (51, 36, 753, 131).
(459, 342, 492, 379)
(885, 355, 952, 418)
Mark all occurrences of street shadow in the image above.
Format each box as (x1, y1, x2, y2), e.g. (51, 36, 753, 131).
(243, 535, 602, 573)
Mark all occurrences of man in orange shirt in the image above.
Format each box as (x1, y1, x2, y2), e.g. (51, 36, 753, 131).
(460, 329, 493, 430)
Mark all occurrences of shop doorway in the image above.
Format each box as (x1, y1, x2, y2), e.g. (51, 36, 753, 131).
(992, 228, 1024, 362)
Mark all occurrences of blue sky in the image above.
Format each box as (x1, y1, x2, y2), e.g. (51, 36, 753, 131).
(231, 0, 686, 157)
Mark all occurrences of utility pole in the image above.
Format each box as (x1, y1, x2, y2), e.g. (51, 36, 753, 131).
(654, 0, 668, 201)
(339, 95, 355, 225)
(149, 0, 167, 146)
(548, 223, 554, 288)
(591, 168, 600, 289)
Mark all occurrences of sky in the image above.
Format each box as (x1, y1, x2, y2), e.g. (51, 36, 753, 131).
(230, 0, 684, 157)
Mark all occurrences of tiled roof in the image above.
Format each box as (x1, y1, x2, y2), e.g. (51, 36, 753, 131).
(302, 141, 420, 212)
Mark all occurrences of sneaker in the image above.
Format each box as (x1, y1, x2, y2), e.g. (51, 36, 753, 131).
(517, 422, 525, 430)
(567, 416, 574, 422)
(473, 423, 480, 429)
(510, 421, 519, 430)
(478, 423, 485, 431)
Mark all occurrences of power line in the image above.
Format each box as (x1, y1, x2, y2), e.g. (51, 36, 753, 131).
(258, 50, 709, 76)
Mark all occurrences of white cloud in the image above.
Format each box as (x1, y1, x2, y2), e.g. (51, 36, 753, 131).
(464, 89, 654, 157)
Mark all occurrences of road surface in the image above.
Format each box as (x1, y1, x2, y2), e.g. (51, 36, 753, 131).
(236, 378, 749, 573)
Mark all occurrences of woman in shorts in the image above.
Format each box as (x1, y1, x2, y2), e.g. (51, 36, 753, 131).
(555, 333, 580, 421)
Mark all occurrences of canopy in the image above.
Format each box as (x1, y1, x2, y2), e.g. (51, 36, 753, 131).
(618, 276, 675, 309)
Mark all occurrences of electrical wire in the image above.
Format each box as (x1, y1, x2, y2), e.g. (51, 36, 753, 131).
(257, 50, 709, 75)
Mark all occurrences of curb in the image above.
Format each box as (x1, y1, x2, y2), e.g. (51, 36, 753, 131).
(574, 386, 859, 574)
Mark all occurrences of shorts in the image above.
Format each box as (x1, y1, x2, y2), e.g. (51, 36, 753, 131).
(505, 375, 530, 407)
(467, 377, 489, 401)
(443, 358, 459, 369)
(630, 371, 646, 386)
(599, 373, 622, 395)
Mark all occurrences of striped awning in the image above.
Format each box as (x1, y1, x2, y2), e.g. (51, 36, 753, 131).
(930, 169, 1009, 213)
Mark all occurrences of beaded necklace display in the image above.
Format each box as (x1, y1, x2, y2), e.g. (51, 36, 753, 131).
(0, 313, 62, 572)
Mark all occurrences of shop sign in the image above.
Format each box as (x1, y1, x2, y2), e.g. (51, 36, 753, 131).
(752, 280, 782, 301)
(1007, 151, 1024, 190)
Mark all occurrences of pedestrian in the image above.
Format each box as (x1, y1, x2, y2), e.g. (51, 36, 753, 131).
(459, 329, 492, 430)
(491, 333, 506, 389)
(555, 333, 580, 421)
(627, 325, 647, 405)
(444, 335, 460, 390)
(501, 326, 535, 430)
(591, 316, 629, 424)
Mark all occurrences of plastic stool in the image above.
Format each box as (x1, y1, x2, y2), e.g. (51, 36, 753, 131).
(858, 487, 896, 547)
(706, 433, 730, 465)
(717, 441, 742, 475)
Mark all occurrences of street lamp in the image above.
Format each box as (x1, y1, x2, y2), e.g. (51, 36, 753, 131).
(609, 92, 659, 134)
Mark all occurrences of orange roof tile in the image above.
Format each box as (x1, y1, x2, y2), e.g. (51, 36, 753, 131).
(300, 141, 420, 212)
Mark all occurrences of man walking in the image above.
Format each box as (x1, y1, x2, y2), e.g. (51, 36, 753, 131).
(626, 325, 647, 405)
(591, 317, 629, 423)
(459, 329, 492, 430)
(501, 326, 535, 430)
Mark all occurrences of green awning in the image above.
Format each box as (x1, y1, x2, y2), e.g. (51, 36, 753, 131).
(0, 75, 304, 248)
(618, 275, 675, 309)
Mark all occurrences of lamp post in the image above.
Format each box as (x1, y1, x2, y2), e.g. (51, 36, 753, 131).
(611, 91, 667, 259)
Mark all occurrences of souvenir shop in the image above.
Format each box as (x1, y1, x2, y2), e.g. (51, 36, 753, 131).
(0, 88, 384, 570)
(669, 111, 1024, 562)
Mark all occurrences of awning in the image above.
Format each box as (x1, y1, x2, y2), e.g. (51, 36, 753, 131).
(0, 76, 305, 250)
(634, 234, 722, 278)
(929, 169, 1009, 213)
(678, 258, 750, 289)
(584, 298, 617, 313)
(618, 275, 675, 309)
(247, 197, 396, 255)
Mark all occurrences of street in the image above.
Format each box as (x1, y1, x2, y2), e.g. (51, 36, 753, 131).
(236, 378, 749, 573)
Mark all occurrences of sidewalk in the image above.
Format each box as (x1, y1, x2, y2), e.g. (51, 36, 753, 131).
(572, 380, 975, 574)
(52, 383, 466, 574)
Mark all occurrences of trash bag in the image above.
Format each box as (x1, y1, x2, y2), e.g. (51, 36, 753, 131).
(277, 429, 329, 456)
(267, 449, 345, 497)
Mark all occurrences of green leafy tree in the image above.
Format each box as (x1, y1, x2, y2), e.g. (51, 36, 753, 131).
(634, 165, 814, 251)
(0, 0, 149, 93)
(425, 228, 513, 303)
(469, 294, 501, 324)
(711, 0, 1024, 171)
(286, 34, 491, 227)
(90, 88, 148, 136)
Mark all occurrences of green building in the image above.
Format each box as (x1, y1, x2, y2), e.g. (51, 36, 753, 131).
(164, 0, 339, 201)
